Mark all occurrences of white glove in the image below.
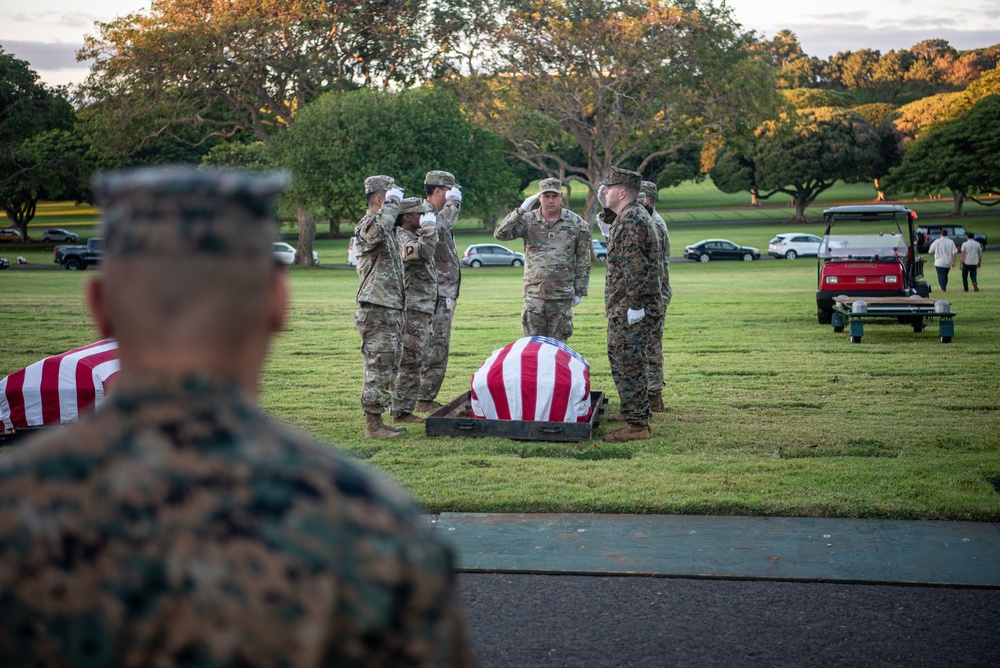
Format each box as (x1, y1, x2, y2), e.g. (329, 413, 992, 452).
(597, 184, 608, 208)
(419, 211, 436, 228)
(627, 307, 645, 325)
(446, 186, 462, 202)
(572, 295, 582, 307)
(385, 186, 404, 202)
(519, 193, 540, 212)
(598, 221, 611, 237)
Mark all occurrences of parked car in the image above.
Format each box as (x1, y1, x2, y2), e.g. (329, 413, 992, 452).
(915, 224, 987, 253)
(461, 244, 525, 268)
(592, 239, 607, 261)
(684, 239, 760, 263)
(272, 242, 320, 266)
(54, 238, 104, 270)
(347, 236, 358, 267)
(768, 233, 822, 260)
(815, 205, 930, 324)
(41, 228, 80, 243)
(0, 257, 8, 270)
(0, 228, 22, 242)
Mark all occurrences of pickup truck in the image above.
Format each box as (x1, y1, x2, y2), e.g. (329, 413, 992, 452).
(916, 225, 987, 253)
(54, 238, 104, 270)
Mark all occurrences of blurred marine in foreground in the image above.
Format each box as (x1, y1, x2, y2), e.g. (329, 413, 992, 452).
(0, 166, 474, 667)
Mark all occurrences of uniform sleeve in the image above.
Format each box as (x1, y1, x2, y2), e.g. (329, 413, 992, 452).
(401, 225, 439, 264)
(439, 199, 461, 231)
(617, 212, 657, 311)
(357, 199, 401, 249)
(494, 209, 525, 241)
(574, 214, 591, 297)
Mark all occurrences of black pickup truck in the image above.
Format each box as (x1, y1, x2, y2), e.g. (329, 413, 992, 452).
(54, 238, 104, 270)
(916, 225, 987, 253)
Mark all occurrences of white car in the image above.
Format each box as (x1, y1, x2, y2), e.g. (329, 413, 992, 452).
(768, 233, 822, 260)
(273, 242, 319, 266)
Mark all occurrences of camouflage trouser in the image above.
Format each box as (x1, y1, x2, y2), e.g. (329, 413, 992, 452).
(522, 296, 574, 342)
(608, 315, 655, 426)
(392, 309, 433, 416)
(645, 313, 666, 395)
(356, 303, 403, 414)
(417, 296, 455, 402)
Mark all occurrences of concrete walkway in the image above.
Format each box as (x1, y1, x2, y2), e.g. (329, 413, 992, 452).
(430, 513, 1000, 587)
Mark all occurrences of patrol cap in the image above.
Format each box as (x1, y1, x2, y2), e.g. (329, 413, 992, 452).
(640, 181, 658, 202)
(601, 167, 642, 187)
(538, 178, 563, 195)
(364, 175, 395, 195)
(424, 170, 461, 189)
(93, 166, 288, 259)
(397, 197, 436, 215)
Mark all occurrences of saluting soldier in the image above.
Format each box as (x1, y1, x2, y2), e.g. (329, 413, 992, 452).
(0, 166, 474, 666)
(495, 177, 591, 343)
(640, 180, 672, 413)
(391, 197, 439, 424)
(598, 167, 662, 442)
(354, 175, 407, 438)
(415, 170, 463, 414)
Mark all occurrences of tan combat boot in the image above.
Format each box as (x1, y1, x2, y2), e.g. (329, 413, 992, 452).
(365, 413, 404, 439)
(606, 412, 627, 423)
(603, 424, 652, 442)
(974, 282, 979, 292)
(414, 400, 443, 413)
(393, 413, 425, 424)
(648, 393, 664, 413)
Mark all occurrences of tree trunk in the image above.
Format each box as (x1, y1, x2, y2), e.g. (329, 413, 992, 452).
(873, 178, 886, 202)
(296, 209, 316, 267)
(789, 195, 809, 225)
(483, 212, 499, 232)
(951, 190, 966, 217)
(749, 186, 760, 207)
(4, 199, 37, 241)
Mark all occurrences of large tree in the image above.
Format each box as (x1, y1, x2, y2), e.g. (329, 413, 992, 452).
(453, 0, 779, 220)
(0, 50, 86, 239)
(711, 108, 884, 223)
(271, 86, 520, 234)
(883, 95, 1000, 216)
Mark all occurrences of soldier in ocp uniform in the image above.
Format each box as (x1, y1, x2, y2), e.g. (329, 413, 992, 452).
(415, 170, 463, 414)
(598, 167, 662, 442)
(0, 166, 474, 666)
(495, 177, 591, 343)
(640, 180, 672, 413)
(354, 175, 407, 438)
(391, 197, 439, 424)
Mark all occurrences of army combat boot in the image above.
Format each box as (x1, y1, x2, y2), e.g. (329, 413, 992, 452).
(393, 413, 425, 424)
(415, 400, 443, 413)
(604, 424, 652, 442)
(648, 393, 664, 413)
(365, 413, 404, 439)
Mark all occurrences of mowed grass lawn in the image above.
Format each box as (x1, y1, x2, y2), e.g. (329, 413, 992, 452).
(3, 250, 999, 521)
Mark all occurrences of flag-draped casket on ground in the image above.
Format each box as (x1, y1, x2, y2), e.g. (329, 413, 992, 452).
(0, 339, 120, 430)
(471, 336, 592, 422)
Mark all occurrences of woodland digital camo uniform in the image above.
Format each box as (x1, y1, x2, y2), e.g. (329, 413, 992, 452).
(642, 180, 672, 398)
(392, 198, 439, 417)
(418, 171, 462, 404)
(0, 166, 472, 667)
(494, 178, 591, 343)
(604, 181, 663, 427)
(355, 177, 404, 415)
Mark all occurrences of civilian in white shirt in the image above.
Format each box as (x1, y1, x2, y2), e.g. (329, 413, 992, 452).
(927, 228, 958, 293)
(960, 231, 984, 292)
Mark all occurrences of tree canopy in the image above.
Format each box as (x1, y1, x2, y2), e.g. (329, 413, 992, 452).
(883, 95, 1000, 216)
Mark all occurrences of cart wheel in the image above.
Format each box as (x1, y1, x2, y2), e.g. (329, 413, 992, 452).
(850, 336, 862, 344)
(833, 325, 844, 333)
(940, 336, 952, 343)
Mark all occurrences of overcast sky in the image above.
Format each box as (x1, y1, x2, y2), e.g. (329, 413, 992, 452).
(1, 0, 998, 88)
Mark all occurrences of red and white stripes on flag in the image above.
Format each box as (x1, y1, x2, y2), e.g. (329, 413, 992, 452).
(471, 336, 591, 423)
(0, 339, 120, 430)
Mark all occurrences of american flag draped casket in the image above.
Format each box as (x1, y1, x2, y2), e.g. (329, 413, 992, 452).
(0, 339, 120, 430)
(471, 336, 592, 423)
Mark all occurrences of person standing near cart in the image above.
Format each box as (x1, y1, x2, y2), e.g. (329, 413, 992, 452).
(495, 177, 591, 343)
(392, 197, 439, 424)
(927, 228, 958, 293)
(960, 231, 983, 292)
(640, 180, 671, 413)
(415, 170, 463, 414)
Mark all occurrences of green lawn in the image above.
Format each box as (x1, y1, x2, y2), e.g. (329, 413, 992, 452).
(3, 246, 999, 521)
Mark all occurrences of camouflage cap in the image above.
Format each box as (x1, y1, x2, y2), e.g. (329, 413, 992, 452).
(364, 175, 395, 195)
(538, 178, 563, 195)
(601, 167, 642, 187)
(640, 181, 658, 202)
(397, 197, 436, 215)
(93, 166, 288, 259)
(424, 170, 461, 189)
